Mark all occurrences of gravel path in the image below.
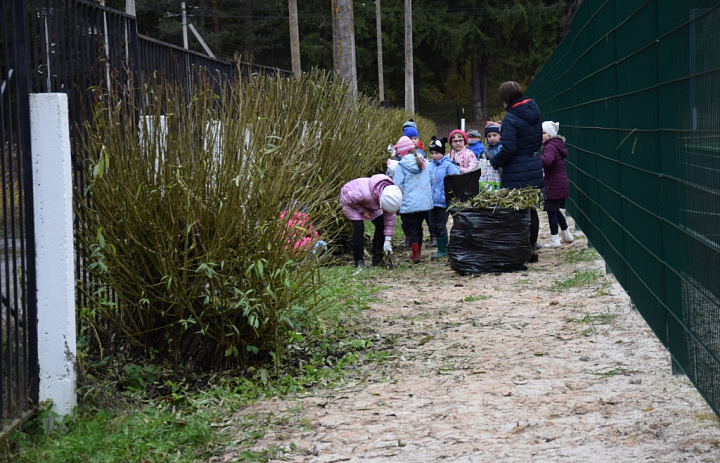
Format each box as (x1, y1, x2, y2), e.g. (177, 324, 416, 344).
(219, 219, 720, 462)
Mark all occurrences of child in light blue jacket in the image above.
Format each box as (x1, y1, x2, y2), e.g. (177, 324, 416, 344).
(394, 136, 434, 263)
(427, 136, 459, 259)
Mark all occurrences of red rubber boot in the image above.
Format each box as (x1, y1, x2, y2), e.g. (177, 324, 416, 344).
(409, 243, 422, 263)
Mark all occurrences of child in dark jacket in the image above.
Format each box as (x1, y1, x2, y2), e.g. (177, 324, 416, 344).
(541, 121, 574, 248)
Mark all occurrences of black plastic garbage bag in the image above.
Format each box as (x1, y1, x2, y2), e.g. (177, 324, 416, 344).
(448, 207, 533, 274)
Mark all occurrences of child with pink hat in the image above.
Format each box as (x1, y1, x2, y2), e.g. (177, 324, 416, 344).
(447, 130, 478, 174)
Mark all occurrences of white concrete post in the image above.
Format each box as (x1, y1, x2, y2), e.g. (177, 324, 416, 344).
(30, 93, 77, 419)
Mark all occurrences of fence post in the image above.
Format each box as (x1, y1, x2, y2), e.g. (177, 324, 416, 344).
(30, 93, 77, 421)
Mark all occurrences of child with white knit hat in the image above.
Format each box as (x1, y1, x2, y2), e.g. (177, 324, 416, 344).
(541, 121, 574, 248)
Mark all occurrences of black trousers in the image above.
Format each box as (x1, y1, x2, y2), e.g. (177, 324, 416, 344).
(351, 216, 385, 262)
(401, 211, 426, 245)
(428, 206, 450, 239)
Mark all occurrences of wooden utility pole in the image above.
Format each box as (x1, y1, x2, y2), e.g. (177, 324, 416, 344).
(375, 0, 384, 102)
(404, 0, 413, 113)
(289, 0, 301, 76)
(331, 0, 358, 101)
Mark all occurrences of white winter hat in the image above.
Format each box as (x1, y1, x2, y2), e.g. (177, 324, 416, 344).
(379, 185, 402, 212)
(542, 121, 559, 137)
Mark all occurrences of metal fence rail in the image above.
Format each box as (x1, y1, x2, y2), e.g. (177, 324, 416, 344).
(138, 34, 235, 98)
(529, 0, 720, 416)
(0, 0, 39, 437)
(25, 0, 289, 313)
(0, 0, 292, 436)
(27, 0, 142, 315)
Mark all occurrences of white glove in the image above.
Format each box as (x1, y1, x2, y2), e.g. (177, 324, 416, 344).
(312, 240, 327, 255)
(383, 239, 393, 254)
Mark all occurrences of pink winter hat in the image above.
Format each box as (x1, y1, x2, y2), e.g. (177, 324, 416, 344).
(448, 129, 468, 145)
(394, 136, 416, 156)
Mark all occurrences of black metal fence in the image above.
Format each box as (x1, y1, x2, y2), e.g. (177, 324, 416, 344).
(0, 0, 290, 436)
(0, 0, 39, 438)
(24, 0, 290, 310)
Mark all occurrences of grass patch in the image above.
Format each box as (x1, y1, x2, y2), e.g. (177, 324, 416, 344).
(5, 265, 387, 462)
(564, 247, 600, 264)
(694, 411, 720, 422)
(549, 269, 603, 292)
(590, 365, 632, 377)
(566, 310, 619, 337)
(566, 311, 618, 325)
(463, 294, 492, 302)
(6, 379, 260, 462)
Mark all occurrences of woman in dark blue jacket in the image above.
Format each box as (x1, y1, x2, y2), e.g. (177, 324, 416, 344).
(489, 81, 544, 261)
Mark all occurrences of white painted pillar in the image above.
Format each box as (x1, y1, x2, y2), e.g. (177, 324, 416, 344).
(30, 93, 77, 419)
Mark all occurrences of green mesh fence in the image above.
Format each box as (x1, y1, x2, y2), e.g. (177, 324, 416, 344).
(529, 0, 720, 416)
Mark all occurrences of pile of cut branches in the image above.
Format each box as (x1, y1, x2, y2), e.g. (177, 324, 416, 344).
(451, 186, 543, 211)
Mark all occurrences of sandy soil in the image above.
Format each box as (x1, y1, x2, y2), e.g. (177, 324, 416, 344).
(218, 217, 720, 462)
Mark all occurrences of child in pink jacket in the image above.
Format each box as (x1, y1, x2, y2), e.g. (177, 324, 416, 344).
(280, 207, 320, 257)
(339, 174, 402, 268)
(447, 129, 478, 174)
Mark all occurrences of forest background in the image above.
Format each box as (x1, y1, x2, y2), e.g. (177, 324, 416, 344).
(107, 0, 581, 124)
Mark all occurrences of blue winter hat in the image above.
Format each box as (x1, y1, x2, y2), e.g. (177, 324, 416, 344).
(485, 124, 501, 136)
(403, 126, 419, 138)
(402, 119, 418, 130)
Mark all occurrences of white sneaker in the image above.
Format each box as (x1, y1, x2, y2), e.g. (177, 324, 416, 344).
(561, 229, 574, 243)
(544, 234, 561, 248)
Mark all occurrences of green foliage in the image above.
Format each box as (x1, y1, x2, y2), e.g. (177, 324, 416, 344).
(564, 247, 599, 264)
(566, 310, 619, 337)
(463, 294, 492, 302)
(123, 364, 162, 390)
(6, 265, 384, 462)
(451, 186, 544, 210)
(0, 177, 21, 236)
(549, 269, 603, 292)
(7, 384, 245, 462)
(75, 69, 415, 372)
(123, 1, 576, 112)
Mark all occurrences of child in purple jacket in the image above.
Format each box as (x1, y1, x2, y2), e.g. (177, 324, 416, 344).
(339, 174, 402, 267)
(541, 121, 574, 248)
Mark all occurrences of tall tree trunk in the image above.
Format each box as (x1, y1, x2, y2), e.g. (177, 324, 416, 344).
(472, 54, 490, 122)
(404, 0, 413, 113)
(243, 3, 253, 59)
(375, 0, 384, 102)
(471, 56, 481, 122)
(211, 0, 220, 53)
(331, 0, 357, 100)
(211, 0, 219, 33)
(289, 0, 301, 76)
(480, 54, 489, 121)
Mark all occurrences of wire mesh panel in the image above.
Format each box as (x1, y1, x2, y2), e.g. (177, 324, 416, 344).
(530, 0, 720, 416)
(0, 0, 39, 437)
